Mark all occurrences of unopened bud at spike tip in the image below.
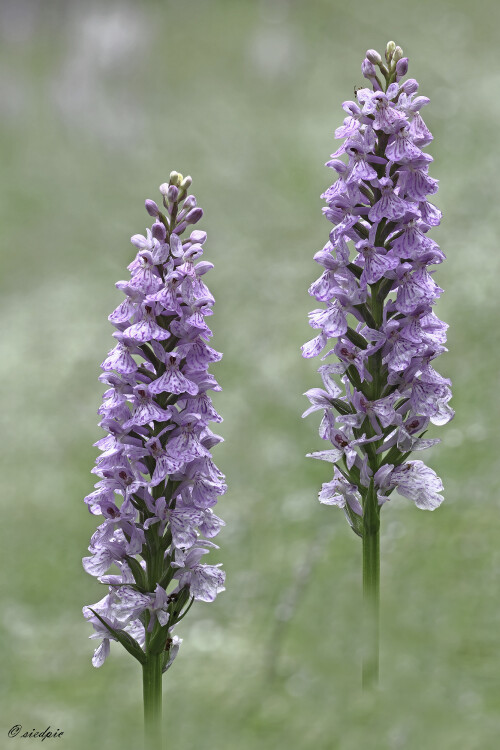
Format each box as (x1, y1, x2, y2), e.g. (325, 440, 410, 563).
(396, 57, 409, 79)
(145, 199, 160, 217)
(167, 185, 179, 203)
(385, 41, 396, 63)
(151, 221, 166, 242)
(365, 49, 382, 65)
(169, 171, 183, 187)
(393, 46, 404, 62)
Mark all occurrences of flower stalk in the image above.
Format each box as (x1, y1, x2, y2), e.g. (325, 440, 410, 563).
(362, 480, 380, 688)
(143, 648, 163, 749)
(301, 42, 453, 688)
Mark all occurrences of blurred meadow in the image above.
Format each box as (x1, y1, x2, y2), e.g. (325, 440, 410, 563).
(1, 0, 500, 748)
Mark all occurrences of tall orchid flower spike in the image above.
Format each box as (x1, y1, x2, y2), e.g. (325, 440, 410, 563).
(83, 172, 226, 748)
(301, 43, 453, 688)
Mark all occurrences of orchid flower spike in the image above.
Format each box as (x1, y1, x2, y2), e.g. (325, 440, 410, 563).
(301, 42, 452, 687)
(83, 173, 226, 745)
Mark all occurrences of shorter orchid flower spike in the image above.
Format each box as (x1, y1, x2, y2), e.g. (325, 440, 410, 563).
(83, 174, 226, 673)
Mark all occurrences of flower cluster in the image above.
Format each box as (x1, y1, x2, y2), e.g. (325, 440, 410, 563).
(301, 42, 453, 533)
(83, 172, 226, 669)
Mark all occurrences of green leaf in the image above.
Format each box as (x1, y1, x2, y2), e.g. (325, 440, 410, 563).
(88, 609, 146, 665)
(161, 639, 175, 673)
(344, 503, 363, 538)
(148, 624, 171, 656)
(175, 596, 195, 624)
(331, 399, 352, 416)
(158, 566, 174, 590)
(352, 303, 376, 329)
(346, 364, 363, 390)
(126, 555, 147, 590)
(168, 586, 190, 620)
(347, 262, 362, 279)
(345, 327, 368, 350)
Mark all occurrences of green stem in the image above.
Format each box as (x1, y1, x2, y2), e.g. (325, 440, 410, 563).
(143, 524, 165, 748)
(362, 480, 380, 690)
(143, 649, 163, 749)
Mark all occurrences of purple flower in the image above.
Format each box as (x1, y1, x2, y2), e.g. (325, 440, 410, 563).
(83, 172, 226, 670)
(302, 45, 452, 526)
(171, 545, 226, 603)
(319, 468, 364, 520)
(375, 460, 444, 510)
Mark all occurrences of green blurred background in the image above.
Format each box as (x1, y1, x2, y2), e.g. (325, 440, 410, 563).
(1, 0, 499, 748)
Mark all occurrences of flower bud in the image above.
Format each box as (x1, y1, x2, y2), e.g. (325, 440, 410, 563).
(145, 199, 160, 217)
(393, 46, 404, 62)
(173, 221, 187, 235)
(167, 185, 179, 203)
(396, 57, 409, 79)
(361, 58, 377, 80)
(401, 78, 419, 95)
(385, 41, 396, 63)
(169, 171, 183, 187)
(152, 221, 166, 242)
(159, 183, 169, 196)
(185, 207, 203, 225)
(183, 195, 197, 209)
(365, 49, 382, 65)
(181, 175, 192, 190)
